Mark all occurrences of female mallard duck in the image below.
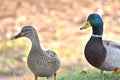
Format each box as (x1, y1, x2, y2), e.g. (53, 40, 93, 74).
(11, 26, 61, 80)
(80, 14, 120, 74)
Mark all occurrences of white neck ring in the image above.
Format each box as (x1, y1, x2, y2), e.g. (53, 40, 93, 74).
(92, 34, 102, 37)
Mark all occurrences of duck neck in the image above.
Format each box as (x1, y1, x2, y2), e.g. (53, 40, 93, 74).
(92, 25, 103, 36)
(29, 34, 43, 54)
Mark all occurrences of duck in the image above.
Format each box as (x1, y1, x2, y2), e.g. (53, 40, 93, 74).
(11, 26, 61, 80)
(80, 14, 120, 75)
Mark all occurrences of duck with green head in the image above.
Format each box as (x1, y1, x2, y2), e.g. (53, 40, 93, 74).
(80, 14, 120, 74)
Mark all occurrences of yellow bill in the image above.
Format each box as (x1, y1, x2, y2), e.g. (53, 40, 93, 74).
(80, 21, 91, 30)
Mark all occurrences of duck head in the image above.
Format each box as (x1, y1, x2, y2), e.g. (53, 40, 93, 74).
(80, 14, 104, 36)
(11, 26, 37, 39)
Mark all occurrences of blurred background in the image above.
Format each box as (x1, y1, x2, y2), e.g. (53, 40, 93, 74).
(0, 0, 120, 79)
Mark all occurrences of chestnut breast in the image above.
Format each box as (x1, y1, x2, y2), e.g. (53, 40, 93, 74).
(85, 36, 107, 68)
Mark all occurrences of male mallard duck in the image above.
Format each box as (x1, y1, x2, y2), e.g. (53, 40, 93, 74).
(80, 14, 120, 74)
(11, 26, 61, 80)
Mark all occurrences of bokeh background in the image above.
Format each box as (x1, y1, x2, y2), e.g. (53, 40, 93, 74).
(0, 0, 120, 79)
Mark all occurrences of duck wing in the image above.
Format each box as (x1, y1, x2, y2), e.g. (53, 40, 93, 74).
(103, 40, 120, 49)
(44, 50, 61, 64)
(101, 40, 120, 70)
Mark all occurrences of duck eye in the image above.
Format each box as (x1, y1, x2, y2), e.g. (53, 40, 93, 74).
(25, 29, 28, 31)
(24, 28, 30, 31)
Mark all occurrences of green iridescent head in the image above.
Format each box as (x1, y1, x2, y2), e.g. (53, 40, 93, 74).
(80, 14, 104, 35)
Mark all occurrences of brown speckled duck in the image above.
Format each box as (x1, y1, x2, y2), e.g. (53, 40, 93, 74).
(11, 26, 61, 80)
(80, 14, 120, 74)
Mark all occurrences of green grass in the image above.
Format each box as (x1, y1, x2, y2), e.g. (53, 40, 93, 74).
(54, 70, 120, 80)
(34, 70, 120, 80)
(1, 70, 120, 80)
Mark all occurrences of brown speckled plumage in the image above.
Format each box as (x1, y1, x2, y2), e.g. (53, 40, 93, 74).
(12, 26, 61, 80)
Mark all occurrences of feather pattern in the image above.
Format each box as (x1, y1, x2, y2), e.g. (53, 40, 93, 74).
(12, 26, 61, 79)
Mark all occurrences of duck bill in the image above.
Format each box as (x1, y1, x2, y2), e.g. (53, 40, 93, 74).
(11, 32, 24, 40)
(80, 21, 91, 30)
